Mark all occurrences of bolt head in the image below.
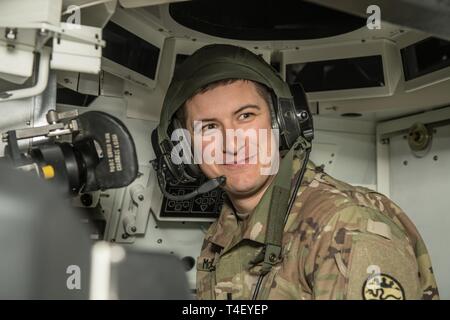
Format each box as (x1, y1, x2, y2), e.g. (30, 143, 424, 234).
(269, 254, 277, 263)
(5, 28, 17, 40)
(300, 111, 308, 120)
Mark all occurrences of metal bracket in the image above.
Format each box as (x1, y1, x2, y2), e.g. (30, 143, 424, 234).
(114, 166, 153, 243)
(0, 48, 50, 102)
(1, 109, 79, 142)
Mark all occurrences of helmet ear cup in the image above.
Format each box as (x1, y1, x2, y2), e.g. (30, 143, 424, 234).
(151, 128, 184, 182)
(272, 83, 314, 151)
(151, 119, 205, 186)
(289, 83, 314, 142)
(171, 118, 203, 180)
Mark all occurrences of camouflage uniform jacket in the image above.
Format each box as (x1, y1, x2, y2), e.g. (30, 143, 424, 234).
(196, 152, 439, 300)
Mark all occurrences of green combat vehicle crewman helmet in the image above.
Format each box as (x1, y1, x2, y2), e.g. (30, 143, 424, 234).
(151, 44, 313, 195)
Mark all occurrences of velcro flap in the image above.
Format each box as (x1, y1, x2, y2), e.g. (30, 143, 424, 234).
(367, 219, 392, 240)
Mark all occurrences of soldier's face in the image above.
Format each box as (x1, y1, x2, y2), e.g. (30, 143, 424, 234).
(184, 80, 276, 198)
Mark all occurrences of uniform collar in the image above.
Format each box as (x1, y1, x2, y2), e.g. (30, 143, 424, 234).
(204, 198, 238, 249)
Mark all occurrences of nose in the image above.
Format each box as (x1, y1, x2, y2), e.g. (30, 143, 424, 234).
(222, 125, 251, 164)
(223, 127, 238, 157)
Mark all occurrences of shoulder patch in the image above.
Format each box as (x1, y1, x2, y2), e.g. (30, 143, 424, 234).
(363, 273, 405, 300)
(346, 233, 422, 299)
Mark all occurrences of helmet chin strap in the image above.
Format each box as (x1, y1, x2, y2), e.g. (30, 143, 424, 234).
(252, 137, 312, 300)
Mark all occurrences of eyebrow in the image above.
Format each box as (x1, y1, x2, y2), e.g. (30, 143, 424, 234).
(233, 104, 261, 115)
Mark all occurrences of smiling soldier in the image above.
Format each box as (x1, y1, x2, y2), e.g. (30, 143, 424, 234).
(152, 44, 439, 300)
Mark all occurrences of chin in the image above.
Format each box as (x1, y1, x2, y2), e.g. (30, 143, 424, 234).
(223, 174, 269, 197)
(225, 184, 257, 196)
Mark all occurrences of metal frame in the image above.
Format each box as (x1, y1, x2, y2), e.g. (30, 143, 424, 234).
(101, 6, 166, 89)
(376, 105, 450, 196)
(0, 48, 50, 102)
(280, 38, 402, 102)
(306, 0, 450, 42)
(396, 32, 450, 93)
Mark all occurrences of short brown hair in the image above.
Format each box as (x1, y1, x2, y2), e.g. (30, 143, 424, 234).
(175, 79, 272, 127)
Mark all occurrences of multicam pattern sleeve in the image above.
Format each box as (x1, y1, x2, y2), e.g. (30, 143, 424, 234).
(297, 168, 440, 300)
